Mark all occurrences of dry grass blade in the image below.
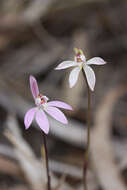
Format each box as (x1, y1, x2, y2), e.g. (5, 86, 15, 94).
(4, 115, 46, 190)
(91, 85, 127, 190)
(4, 115, 75, 190)
(0, 0, 55, 29)
(9, 185, 28, 190)
(0, 156, 22, 177)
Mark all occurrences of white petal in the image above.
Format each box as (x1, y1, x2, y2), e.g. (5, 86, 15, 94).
(83, 65, 96, 91)
(87, 57, 106, 65)
(69, 67, 81, 88)
(55, 61, 78, 70)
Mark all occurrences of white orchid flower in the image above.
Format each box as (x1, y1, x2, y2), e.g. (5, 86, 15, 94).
(55, 48, 106, 91)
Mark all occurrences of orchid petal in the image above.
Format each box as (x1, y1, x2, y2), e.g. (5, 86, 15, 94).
(24, 108, 36, 129)
(83, 65, 96, 91)
(47, 101, 72, 110)
(55, 61, 77, 70)
(45, 106, 68, 124)
(36, 110, 49, 134)
(30, 75, 39, 99)
(69, 67, 81, 88)
(87, 57, 106, 65)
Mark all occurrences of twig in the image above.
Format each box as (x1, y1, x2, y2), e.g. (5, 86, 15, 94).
(91, 85, 127, 190)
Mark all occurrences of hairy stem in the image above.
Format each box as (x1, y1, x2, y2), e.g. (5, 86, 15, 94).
(82, 70, 91, 190)
(42, 133, 51, 190)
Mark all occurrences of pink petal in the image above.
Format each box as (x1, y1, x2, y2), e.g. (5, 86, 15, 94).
(30, 75, 39, 99)
(47, 101, 72, 110)
(36, 110, 49, 134)
(83, 65, 96, 91)
(24, 108, 36, 129)
(69, 67, 81, 88)
(87, 57, 106, 65)
(45, 107, 68, 124)
(55, 61, 77, 70)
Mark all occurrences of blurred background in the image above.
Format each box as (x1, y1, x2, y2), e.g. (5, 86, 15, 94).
(0, 0, 127, 190)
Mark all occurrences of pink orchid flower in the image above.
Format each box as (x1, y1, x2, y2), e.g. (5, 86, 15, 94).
(55, 48, 106, 91)
(24, 75, 72, 134)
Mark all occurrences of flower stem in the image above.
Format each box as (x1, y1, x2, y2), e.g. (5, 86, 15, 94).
(82, 70, 91, 190)
(42, 133, 51, 190)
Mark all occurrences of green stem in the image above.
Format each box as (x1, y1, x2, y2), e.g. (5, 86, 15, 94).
(42, 133, 51, 190)
(82, 70, 91, 190)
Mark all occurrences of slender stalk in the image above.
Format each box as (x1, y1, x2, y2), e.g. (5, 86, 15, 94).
(42, 133, 51, 190)
(82, 70, 91, 190)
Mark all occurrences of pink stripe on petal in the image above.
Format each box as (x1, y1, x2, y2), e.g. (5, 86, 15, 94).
(45, 107, 68, 124)
(36, 110, 49, 134)
(30, 75, 39, 99)
(47, 101, 72, 110)
(24, 108, 36, 129)
(87, 57, 106, 65)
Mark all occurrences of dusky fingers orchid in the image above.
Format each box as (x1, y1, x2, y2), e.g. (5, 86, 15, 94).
(24, 75, 72, 134)
(24, 75, 72, 190)
(55, 48, 106, 190)
(55, 48, 106, 91)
